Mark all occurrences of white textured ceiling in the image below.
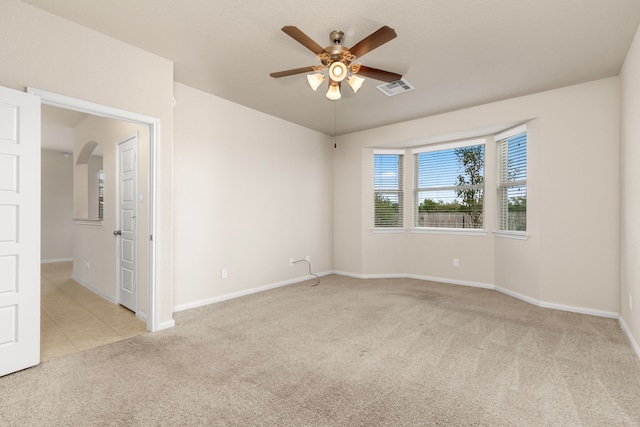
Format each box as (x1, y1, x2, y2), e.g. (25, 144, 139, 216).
(22, 0, 640, 136)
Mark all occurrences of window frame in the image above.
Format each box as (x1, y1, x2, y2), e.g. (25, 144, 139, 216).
(373, 149, 405, 231)
(412, 138, 486, 233)
(495, 124, 528, 239)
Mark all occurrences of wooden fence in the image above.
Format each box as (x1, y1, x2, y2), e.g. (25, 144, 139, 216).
(416, 211, 525, 230)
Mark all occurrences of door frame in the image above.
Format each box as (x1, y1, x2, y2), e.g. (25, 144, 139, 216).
(28, 87, 161, 332)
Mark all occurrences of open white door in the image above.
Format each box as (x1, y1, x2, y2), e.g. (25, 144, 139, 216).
(115, 134, 138, 312)
(0, 86, 40, 377)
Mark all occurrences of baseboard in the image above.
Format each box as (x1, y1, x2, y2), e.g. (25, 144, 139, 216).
(540, 300, 618, 319)
(619, 316, 640, 360)
(406, 274, 495, 290)
(172, 271, 332, 313)
(333, 271, 494, 290)
(331, 270, 363, 279)
(494, 285, 619, 318)
(333, 271, 619, 320)
(70, 274, 116, 304)
(157, 319, 176, 331)
(41, 258, 73, 264)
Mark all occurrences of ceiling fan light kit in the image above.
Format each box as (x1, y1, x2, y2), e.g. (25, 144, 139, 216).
(326, 81, 341, 100)
(329, 61, 347, 82)
(347, 75, 365, 93)
(270, 25, 402, 101)
(307, 73, 325, 91)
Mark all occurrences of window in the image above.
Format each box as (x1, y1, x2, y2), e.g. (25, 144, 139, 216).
(497, 125, 527, 232)
(98, 169, 104, 220)
(413, 139, 485, 229)
(374, 151, 404, 228)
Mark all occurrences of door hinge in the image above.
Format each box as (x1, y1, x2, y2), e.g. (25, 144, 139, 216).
(150, 234, 153, 241)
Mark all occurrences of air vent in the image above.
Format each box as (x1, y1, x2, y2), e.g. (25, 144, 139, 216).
(376, 79, 415, 96)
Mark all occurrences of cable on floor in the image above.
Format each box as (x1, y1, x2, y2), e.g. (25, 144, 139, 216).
(291, 259, 320, 286)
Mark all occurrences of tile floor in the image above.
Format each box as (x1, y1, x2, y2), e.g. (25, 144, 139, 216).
(40, 261, 147, 362)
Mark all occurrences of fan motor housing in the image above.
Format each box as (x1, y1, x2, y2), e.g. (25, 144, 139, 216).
(325, 44, 349, 62)
(330, 30, 344, 44)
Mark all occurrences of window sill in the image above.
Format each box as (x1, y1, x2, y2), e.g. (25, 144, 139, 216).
(493, 231, 528, 240)
(411, 227, 487, 237)
(372, 227, 406, 234)
(73, 218, 103, 226)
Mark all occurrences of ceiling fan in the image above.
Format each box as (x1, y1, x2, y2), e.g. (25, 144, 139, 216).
(270, 25, 402, 100)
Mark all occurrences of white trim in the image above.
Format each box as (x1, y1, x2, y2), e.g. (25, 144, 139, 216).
(41, 258, 73, 264)
(73, 219, 103, 226)
(411, 227, 487, 237)
(71, 274, 117, 304)
(29, 87, 164, 332)
(361, 273, 408, 279)
(412, 137, 486, 154)
(493, 231, 528, 240)
(405, 274, 495, 289)
(28, 87, 159, 126)
(619, 316, 640, 360)
(157, 319, 176, 331)
(172, 271, 333, 313)
(332, 270, 363, 279)
(495, 124, 527, 141)
(335, 271, 494, 289)
(373, 149, 406, 155)
(332, 271, 619, 319)
(494, 285, 619, 318)
(372, 227, 406, 234)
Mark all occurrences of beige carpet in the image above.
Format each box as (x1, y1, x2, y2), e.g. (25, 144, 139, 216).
(2, 275, 640, 426)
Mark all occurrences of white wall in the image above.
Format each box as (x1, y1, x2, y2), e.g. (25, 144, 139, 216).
(172, 82, 333, 310)
(0, 0, 174, 326)
(72, 116, 149, 315)
(620, 25, 640, 355)
(41, 149, 73, 262)
(334, 77, 620, 315)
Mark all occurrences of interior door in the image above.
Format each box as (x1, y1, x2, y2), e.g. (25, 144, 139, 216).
(0, 86, 40, 377)
(116, 134, 138, 312)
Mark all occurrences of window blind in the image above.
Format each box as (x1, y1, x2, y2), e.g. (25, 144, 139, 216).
(374, 153, 403, 228)
(414, 143, 485, 229)
(497, 129, 527, 231)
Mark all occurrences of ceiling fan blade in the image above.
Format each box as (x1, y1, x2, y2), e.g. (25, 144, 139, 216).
(281, 26, 325, 55)
(356, 65, 402, 83)
(348, 26, 397, 59)
(270, 66, 317, 78)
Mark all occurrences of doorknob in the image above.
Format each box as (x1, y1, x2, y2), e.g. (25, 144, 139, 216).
(113, 230, 122, 236)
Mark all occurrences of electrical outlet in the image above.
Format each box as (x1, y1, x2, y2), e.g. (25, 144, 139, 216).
(306, 255, 311, 262)
(289, 258, 294, 266)
(453, 259, 459, 267)
(630, 295, 633, 311)
(221, 268, 228, 279)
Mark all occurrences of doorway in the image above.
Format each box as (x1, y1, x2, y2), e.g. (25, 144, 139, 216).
(39, 109, 148, 361)
(31, 87, 161, 333)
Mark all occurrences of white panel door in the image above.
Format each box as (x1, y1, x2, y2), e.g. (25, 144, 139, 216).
(116, 134, 137, 312)
(0, 86, 40, 377)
